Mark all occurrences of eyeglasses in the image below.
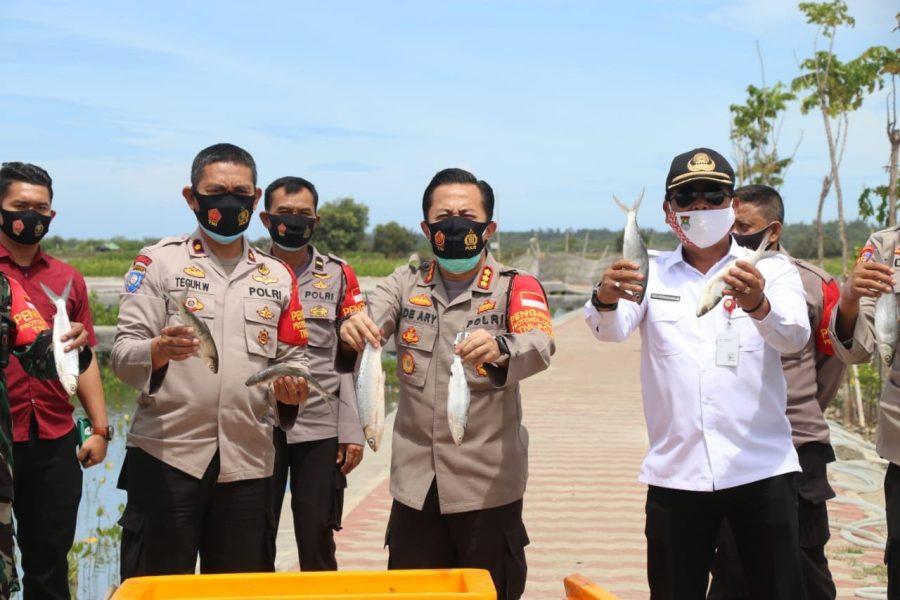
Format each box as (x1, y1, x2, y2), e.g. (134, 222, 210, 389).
(669, 186, 730, 209)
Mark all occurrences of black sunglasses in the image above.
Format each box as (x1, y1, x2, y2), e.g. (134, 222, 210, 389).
(670, 187, 730, 209)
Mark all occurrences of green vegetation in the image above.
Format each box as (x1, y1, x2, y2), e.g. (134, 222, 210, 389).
(89, 292, 119, 327)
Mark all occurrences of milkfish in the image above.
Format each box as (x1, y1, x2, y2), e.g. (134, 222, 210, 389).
(447, 332, 471, 446)
(245, 363, 338, 409)
(40, 280, 79, 395)
(355, 341, 385, 452)
(613, 190, 649, 303)
(165, 290, 219, 373)
(696, 225, 775, 318)
(875, 290, 898, 367)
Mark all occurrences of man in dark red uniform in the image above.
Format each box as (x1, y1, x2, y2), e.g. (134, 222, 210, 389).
(0, 162, 109, 600)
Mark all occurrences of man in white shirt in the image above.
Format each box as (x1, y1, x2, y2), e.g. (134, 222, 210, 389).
(584, 148, 810, 599)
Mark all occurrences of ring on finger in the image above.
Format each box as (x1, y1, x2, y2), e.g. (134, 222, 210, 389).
(614, 281, 621, 290)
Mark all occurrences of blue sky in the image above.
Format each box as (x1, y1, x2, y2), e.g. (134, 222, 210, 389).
(0, 0, 896, 239)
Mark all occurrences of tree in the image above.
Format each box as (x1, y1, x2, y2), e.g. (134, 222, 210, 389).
(792, 1, 890, 274)
(730, 44, 798, 187)
(315, 198, 369, 254)
(372, 221, 418, 257)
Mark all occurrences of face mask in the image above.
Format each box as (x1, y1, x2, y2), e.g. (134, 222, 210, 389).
(436, 255, 483, 273)
(426, 217, 489, 261)
(665, 204, 734, 249)
(732, 223, 775, 251)
(193, 190, 255, 244)
(267, 214, 316, 251)
(0, 208, 51, 245)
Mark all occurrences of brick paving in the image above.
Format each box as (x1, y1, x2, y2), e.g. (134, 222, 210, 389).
(275, 312, 889, 599)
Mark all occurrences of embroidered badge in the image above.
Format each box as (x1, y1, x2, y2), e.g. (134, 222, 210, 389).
(237, 207, 249, 227)
(125, 270, 145, 293)
(408, 294, 433, 307)
(477, 266, 493, 290)
(11, 220, 23, 236)
(857, 245, 875, 263)
(257, 306, 274, 320)
(258, 329, 270, 346)
(207, 208, 222, 227)
(400, 351, 415, 374)
(400, 327, 419, 344)
(184, 297, 204, 313)
(183, 266, 205, 278)
(34, 222, 44, 237)
(434, 231, 446, 252)
(464, 229, 478, 251)
(476, 364, 488, 377)
(310, 305, 329, 318)
(423, 261, 436, 284)
(253, 264, 278, 285)
(477, 299, 497, 314)
(134, 255, 153, 267)
(650, 293, 680, 302)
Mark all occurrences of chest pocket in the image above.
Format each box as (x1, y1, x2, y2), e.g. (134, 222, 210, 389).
(647, 300, 687, 356)
(306, 315, 337, 349)
(396, 323, 438, 388)
(244, 299, 280, 358)
(165, 290, 216, 330)
(728, 312, 765, 351)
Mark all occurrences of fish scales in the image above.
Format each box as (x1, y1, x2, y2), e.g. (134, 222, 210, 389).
(447, 332, 471, 445)
(613, 191, 649, 303)
(165, 290, 219, 373)
(355, 342, 385, 452)
(875, 291, 898, 367)
(40, 280, 79, 395)
(244, 363, 339, 409)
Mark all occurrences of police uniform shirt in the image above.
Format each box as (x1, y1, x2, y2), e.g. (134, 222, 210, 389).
(112, 231, 310, 482)
(585, 239, 809, 491)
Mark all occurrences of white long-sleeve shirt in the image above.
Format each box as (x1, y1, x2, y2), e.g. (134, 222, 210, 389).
(585, 240, 810, 491)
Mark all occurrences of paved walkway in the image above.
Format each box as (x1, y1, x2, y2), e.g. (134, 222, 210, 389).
(275, 313, 889, 599)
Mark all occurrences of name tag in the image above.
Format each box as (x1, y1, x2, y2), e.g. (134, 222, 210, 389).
(650, 293, 681, 302)
(716, 331, 739, 367)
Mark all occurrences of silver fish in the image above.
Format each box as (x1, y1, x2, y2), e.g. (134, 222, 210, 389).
(613, 190, 649, 303)
(355, 341, 385, 452)
(875, 291, 898, 367)
(696, 226, 775, 318)
(40, 280, 79, 395)
(245, 363, 338, 408)
(447, 332, 471, 446)
(165, 290, 219, 373)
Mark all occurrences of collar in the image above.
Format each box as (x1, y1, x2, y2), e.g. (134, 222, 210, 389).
(0, 241, 48, 267)
(188, 228, 256, 263)
(657, 238, 748, 274)
(419, 252, 499, 293)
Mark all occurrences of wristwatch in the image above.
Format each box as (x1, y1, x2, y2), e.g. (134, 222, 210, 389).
(91, 425, 114, 442)
(494, 335, 510, 358)
(591, 282, 618, 310)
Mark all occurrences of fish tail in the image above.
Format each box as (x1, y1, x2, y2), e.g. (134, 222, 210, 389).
(39, 279, 73, 304)
(612, 195, 630, 214)
(633, 188, 644, 214)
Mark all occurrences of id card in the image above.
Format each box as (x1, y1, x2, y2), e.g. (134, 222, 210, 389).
(716, 331, 739, 367)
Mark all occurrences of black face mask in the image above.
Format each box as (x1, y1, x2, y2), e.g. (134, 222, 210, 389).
(426, 217, 490, 259)
(267, 214, 316, 250)
(732, 223, 775, 250)
(192, 190, 256, 241)
(0, 208, 52, 245)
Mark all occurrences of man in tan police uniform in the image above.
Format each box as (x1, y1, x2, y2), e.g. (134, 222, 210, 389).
(259, 175, 366, 570)
(339, 167, 555, 600)
(709, 185, 844, 600)
(828, 222, 900, 596)
(112, 143, 310, 579)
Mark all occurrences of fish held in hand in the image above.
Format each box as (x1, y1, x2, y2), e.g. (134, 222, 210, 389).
(613, 190, 649, 302)
(875, 291, 898, 367)
(355, 341, 385, 452)
(166, 290, 219, 373)
(447, 332, 471, 446)
(245, 363, 338, 408)
(40, 280, 79, 396)
(696, 226, 775, 318)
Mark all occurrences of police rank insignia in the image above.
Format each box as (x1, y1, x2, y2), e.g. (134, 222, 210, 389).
(257, 306, 274, 320)
(423, 261, 436, 284)
(408, 294, 433, 307)
(253, 264, 278, 285)
(477, 266, 493, 290)
(464, 229, 478, 251)
(258, 329, 270, 346)
(477, 299, 496, 314)
(184, 297, 204, 313)
(310, 305, 329, 318)
(312, 272, 331, 290)
(400, 327, 419, 344)
(400, 351, 415, 374)
(183, 266, 205, 278)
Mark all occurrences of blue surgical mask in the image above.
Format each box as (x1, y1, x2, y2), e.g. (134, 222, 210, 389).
(436, 255, 482, 273)
(201, 227, 244, 244)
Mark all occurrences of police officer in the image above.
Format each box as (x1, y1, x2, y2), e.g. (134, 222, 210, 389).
(708, 185, 844, 600)
(0, 161, 110, 600)
(828, 219, 900, 596)
(259, 176, 366, 570)
(0, 272, 90, 599)
(111, 143, 311, 579)
(586, 149, 809, 599)
(339, 167, 555, 599)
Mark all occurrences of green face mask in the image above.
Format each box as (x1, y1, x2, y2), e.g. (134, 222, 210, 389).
(436, 255, 482, 273)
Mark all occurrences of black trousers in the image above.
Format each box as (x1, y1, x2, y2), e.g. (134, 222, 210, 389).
(386, 479, 530, 600)
(884, 462, 900, 599)
(117, 447, 274, 580)
(708, 444, 836, 600)
(645, 473, 806, 600)
(12, 426, 82, 600)
(270, 431, 345, 571)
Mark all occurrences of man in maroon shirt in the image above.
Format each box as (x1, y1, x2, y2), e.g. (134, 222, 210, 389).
(0, 162, 110, 600)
